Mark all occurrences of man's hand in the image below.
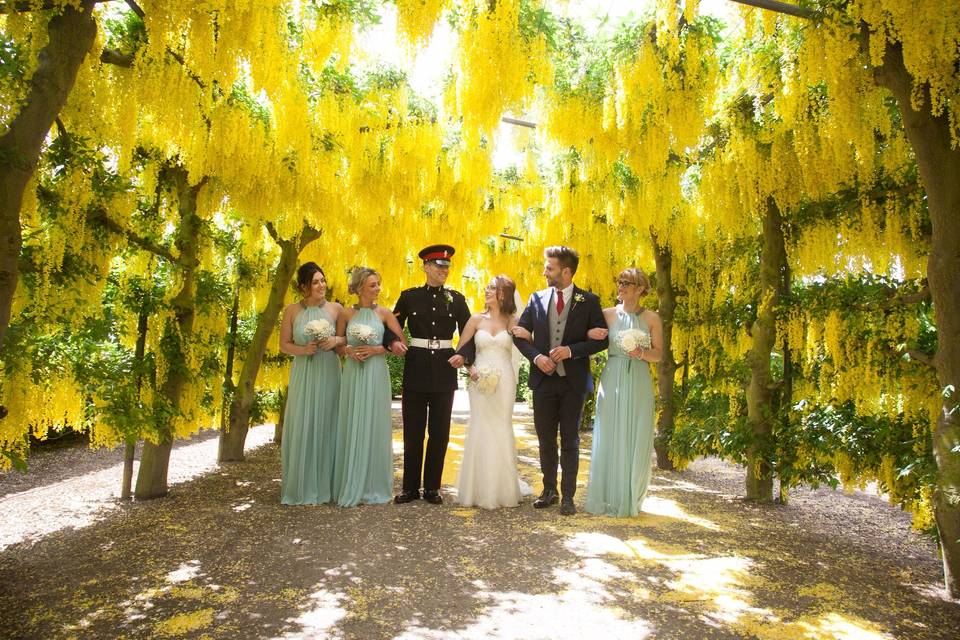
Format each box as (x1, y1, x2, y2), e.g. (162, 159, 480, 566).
(389, 340, 408, 356)
(448, 354, 465, 368)
(549, 346, 572, 362)
(535, 354, 557, 374)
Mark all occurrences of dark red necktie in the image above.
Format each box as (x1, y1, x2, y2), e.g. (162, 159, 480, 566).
(556, 289, 565, 314)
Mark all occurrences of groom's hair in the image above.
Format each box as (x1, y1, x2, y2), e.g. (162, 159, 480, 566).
(544, 246, 579, 275)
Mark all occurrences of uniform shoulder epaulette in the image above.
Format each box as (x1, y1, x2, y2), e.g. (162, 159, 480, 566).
(401, 286, 419, 295)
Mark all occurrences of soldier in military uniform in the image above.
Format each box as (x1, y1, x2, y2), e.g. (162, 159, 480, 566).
(388, 244, 473, 505)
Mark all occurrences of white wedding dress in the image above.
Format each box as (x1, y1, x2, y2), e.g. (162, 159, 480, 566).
(456, 329, 531, 509)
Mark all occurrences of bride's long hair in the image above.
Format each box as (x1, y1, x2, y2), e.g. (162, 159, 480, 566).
(486, 274, 517, 317)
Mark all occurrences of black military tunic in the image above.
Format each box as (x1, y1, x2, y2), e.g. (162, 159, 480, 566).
(393, 285, 471, 392)
(391, 283, 472, 496)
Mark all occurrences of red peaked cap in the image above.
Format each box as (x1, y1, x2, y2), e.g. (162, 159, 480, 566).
(419, 244, 455, 266)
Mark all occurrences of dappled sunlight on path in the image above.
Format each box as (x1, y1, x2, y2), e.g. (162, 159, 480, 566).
(0, 395, 956, 639)
(0, 424, 275, 551)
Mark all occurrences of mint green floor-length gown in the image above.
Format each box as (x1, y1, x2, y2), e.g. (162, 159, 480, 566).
(586, 308, 656, 517)
(281, 304, 341, 505)
(334, 307, 393, 507)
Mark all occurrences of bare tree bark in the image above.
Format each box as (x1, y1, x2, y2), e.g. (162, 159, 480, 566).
(120, 309, 149, 499)
(652, 232, 676, 471)
(0, 3, 96, 355)
(745, 197, 787, 502)
(135, 166, 205, 500)
(218, 223, 320, 462)
(873, 40, 960, 599)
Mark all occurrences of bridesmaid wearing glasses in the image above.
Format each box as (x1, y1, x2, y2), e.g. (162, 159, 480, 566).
(584, 268, 663, 517)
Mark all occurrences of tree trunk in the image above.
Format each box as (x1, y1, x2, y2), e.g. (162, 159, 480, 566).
(0, 4, 96, 355)
(874, 41, 960, 598)
(121, 309, 149, 499)
(745, 197, 786, 502)
(274, 386, 287, 445)
(218, 224, 320, 462)
(217, 282, 240, 459)
(135, 167, 204, 500)
(120, 442, 136, 500)
(652, 232, 676, 471)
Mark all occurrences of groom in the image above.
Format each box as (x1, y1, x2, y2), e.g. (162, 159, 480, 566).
(513, 246, 608, 515)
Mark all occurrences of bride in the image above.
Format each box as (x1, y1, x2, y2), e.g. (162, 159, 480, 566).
(454, 275, 530, 509)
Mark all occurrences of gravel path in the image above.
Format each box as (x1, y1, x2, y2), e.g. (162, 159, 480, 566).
(0, 396, 957, 639)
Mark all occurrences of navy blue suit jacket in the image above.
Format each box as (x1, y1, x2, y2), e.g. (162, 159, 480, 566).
(513, 286, 608, 395)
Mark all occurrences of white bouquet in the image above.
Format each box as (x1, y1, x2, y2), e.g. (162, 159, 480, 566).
(616, 328, 651, 353)
(304, 318, 333, 343)
(470, 366, 501, 394)
(347, 323, 378, 345)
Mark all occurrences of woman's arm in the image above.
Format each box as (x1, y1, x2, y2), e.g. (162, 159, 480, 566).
(450, 314, 483, 368)
(318, 302, 344, 351)
(337, 308, 357, 359)
(353, 306, 405, 360)
(587, 308, 616, 340)
(279, 304, 318, 357)
(639, 311, 664, 363)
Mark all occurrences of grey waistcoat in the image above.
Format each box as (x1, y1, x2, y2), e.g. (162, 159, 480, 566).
(547, 289, 572, 376)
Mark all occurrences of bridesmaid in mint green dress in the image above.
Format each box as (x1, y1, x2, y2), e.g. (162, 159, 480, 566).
(334, 267, 407, 507)
(585, 268, 663, 517)
(279, 263, 345, 505)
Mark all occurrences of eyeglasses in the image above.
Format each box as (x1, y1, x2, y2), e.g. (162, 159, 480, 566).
(616, 280, 637, 287)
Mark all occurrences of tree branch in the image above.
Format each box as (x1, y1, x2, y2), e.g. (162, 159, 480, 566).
(90, 208, 179, 264)
(123, 0, 144, 19)
(847, 286, 931, 312)
(894, 346, 936, 369)
(726, 0, 815, 19)
(100, 47, 134, 68)
(264, 221, 282, 246)
(0, 0, 109, 12)
(299, 224, 321, 251)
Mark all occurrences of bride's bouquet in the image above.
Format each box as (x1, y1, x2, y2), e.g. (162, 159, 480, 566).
(304, 318, 333, 343)
(616, 328, 651, 354)
(347, 323, 378, 345)
(470, 366, 501, 394)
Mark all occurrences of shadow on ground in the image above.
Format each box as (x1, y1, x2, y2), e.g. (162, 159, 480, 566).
(0, 410, 957, 639)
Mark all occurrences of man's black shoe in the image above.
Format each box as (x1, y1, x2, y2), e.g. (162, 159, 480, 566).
(533, 489, 560, 509)
(559, 498, 576, 516)
(394, 490, 420, 504)
(423, 490, 443, 505)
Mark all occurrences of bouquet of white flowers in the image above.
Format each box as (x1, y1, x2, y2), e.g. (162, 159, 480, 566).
(470, 366, 501, 394)
(616, 328, 651, 354)
(304, 318, 333, 343)
(347, 323, 378, 345)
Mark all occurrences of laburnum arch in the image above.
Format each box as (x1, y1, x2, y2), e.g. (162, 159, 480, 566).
(0, 0, 957, 596)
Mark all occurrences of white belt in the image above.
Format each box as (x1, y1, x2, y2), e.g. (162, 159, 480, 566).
(409, 338, 453, 350)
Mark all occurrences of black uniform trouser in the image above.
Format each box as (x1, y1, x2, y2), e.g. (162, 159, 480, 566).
(401, 389, 456, 493)
(532, 375, 586, 499)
